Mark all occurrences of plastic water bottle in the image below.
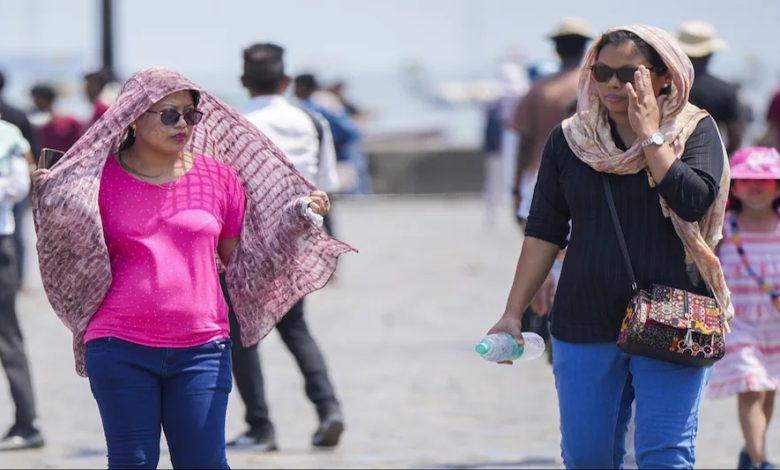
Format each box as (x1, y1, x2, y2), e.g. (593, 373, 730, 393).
(475, 332, 546, 362)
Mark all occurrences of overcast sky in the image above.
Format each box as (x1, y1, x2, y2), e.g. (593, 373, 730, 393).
(0, 0, 777, 84)
(1, 0, 778, 144)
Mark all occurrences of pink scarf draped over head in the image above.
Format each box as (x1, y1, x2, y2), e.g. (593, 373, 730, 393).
(561, 24, 733, 327)
(32, 68, 355, 376)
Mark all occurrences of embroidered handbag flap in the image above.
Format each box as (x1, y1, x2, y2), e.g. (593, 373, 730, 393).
(645, 285, 722, 335)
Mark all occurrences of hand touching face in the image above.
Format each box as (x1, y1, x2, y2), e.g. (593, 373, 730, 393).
(593, 41, 669, 116)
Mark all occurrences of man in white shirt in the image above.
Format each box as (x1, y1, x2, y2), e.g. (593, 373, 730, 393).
(0, 119, 43, 451)
(223, 43, 343, 451)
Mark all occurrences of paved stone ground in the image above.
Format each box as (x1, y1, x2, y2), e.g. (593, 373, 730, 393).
(0, 196, 776, 468)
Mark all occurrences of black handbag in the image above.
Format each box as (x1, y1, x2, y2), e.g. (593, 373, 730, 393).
(602, 174, 725, 367)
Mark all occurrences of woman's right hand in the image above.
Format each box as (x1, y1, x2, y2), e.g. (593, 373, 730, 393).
(486, 314, 525, 365)
(32, 169, 50, 185)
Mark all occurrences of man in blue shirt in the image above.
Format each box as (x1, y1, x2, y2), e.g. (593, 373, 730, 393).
(294, 74, 372, 195)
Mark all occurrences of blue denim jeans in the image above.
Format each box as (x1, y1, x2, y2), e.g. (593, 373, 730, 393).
(552, 337, 710, 469)
(86, 337, 232, 469)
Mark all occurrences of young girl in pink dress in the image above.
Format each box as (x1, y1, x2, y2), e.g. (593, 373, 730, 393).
(708, 146, 780, 470)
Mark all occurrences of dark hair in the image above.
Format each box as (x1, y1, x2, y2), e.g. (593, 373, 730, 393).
(189, 89, 201, 108)
(31, 84, 56, 103)
(0, 71, 5, 93)
(294, 73, 319, 91)
(688, 55, 712, 74)
(118, 89, 201, 152)
(84, 68, 113, 87)
(242, 43, 285, 94)
(594, 30, 668, 74)
(553, 34, 589, 60)
(566, 98, 578, 116)
(728, 180, 780, 212)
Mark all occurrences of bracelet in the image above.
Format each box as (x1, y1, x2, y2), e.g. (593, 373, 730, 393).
(298, 197, 324, 228)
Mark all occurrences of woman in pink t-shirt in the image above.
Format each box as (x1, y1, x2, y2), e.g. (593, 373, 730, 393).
(34, 83, 332, 468)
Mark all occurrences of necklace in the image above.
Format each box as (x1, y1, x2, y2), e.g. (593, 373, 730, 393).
(729, 213, 780, 312)
(118, 150, 186, 191)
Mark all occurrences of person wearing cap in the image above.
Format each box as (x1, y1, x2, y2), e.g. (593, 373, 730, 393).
(707, 146, 780, 470)
(509, 17, 591, 349)
(678, 20, 745, 155)
(511, 17, 592, 229)
(83, 68, 113, 126)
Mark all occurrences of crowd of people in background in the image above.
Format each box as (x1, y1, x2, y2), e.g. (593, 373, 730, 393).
(0, 11, 779, 470)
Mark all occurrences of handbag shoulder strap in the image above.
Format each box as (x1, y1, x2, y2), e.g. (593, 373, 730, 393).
(601, 173, 638, 293)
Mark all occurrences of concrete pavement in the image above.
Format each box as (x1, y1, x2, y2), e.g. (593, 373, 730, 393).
(0, 196, 774, 468)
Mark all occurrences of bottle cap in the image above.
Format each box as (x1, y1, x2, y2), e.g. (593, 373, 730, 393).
(475, 343, 490, 355)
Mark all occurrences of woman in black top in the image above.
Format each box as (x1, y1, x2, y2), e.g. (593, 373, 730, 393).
(486, 25, 731, 469)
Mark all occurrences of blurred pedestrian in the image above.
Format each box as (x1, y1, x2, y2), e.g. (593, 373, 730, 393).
(83, 68, 113, 126)
(765, 88, 780, 150)
(0, 120, 42, 451)
(481, 62, 530, 228)
(30, 84, 82, 153)
(511, 18, 591, 350)
(224, 42, 344, 451)
(294, 74, 370, 196)
(677, 21, 745, 155)
(31, 68, 352, 469)
(511, 17, 591, 228)
(0, 70, 36, 288)
(707, 146, 780, 470)
(326, 81, 364, 122)
(482, 99, 503, 227)
(0, 72, 35, 151)
(487, 24, 732, 468)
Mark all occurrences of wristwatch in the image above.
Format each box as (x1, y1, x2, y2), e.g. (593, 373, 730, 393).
(640, 132, 665, 149)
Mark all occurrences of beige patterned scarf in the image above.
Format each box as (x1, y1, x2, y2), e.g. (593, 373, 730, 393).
(562, 24, 733, 327)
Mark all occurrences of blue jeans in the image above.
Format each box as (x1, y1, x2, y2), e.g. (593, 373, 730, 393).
(552, 337, 710, 469)
(86, 337, 232, 469)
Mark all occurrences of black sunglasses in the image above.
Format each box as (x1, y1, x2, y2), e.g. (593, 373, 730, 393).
(590, 63, 665, 84)
(145, 108, 204, 126)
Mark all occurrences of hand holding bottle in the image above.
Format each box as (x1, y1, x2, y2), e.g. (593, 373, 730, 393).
(485, 314, 524, 364)
(476, 332, 545, 363)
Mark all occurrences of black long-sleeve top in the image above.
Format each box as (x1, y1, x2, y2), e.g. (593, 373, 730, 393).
(525, 117, 723, 343)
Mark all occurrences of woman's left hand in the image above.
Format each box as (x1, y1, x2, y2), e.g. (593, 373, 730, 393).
(625, 65, 667, 140)
(307, 190, 330, 216)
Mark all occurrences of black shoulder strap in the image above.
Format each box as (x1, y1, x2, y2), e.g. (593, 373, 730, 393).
(297, 106, 325, 160)
(601, 173, 638, 293)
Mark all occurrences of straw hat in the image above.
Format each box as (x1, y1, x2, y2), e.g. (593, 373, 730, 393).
(677, 21, 726, 58)
(549, 17, 592, 40)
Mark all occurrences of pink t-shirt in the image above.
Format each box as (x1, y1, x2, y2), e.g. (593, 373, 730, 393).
(84, 154, 246, 347)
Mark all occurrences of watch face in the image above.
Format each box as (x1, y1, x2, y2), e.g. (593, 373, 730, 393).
(651, 133, 664, 145)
